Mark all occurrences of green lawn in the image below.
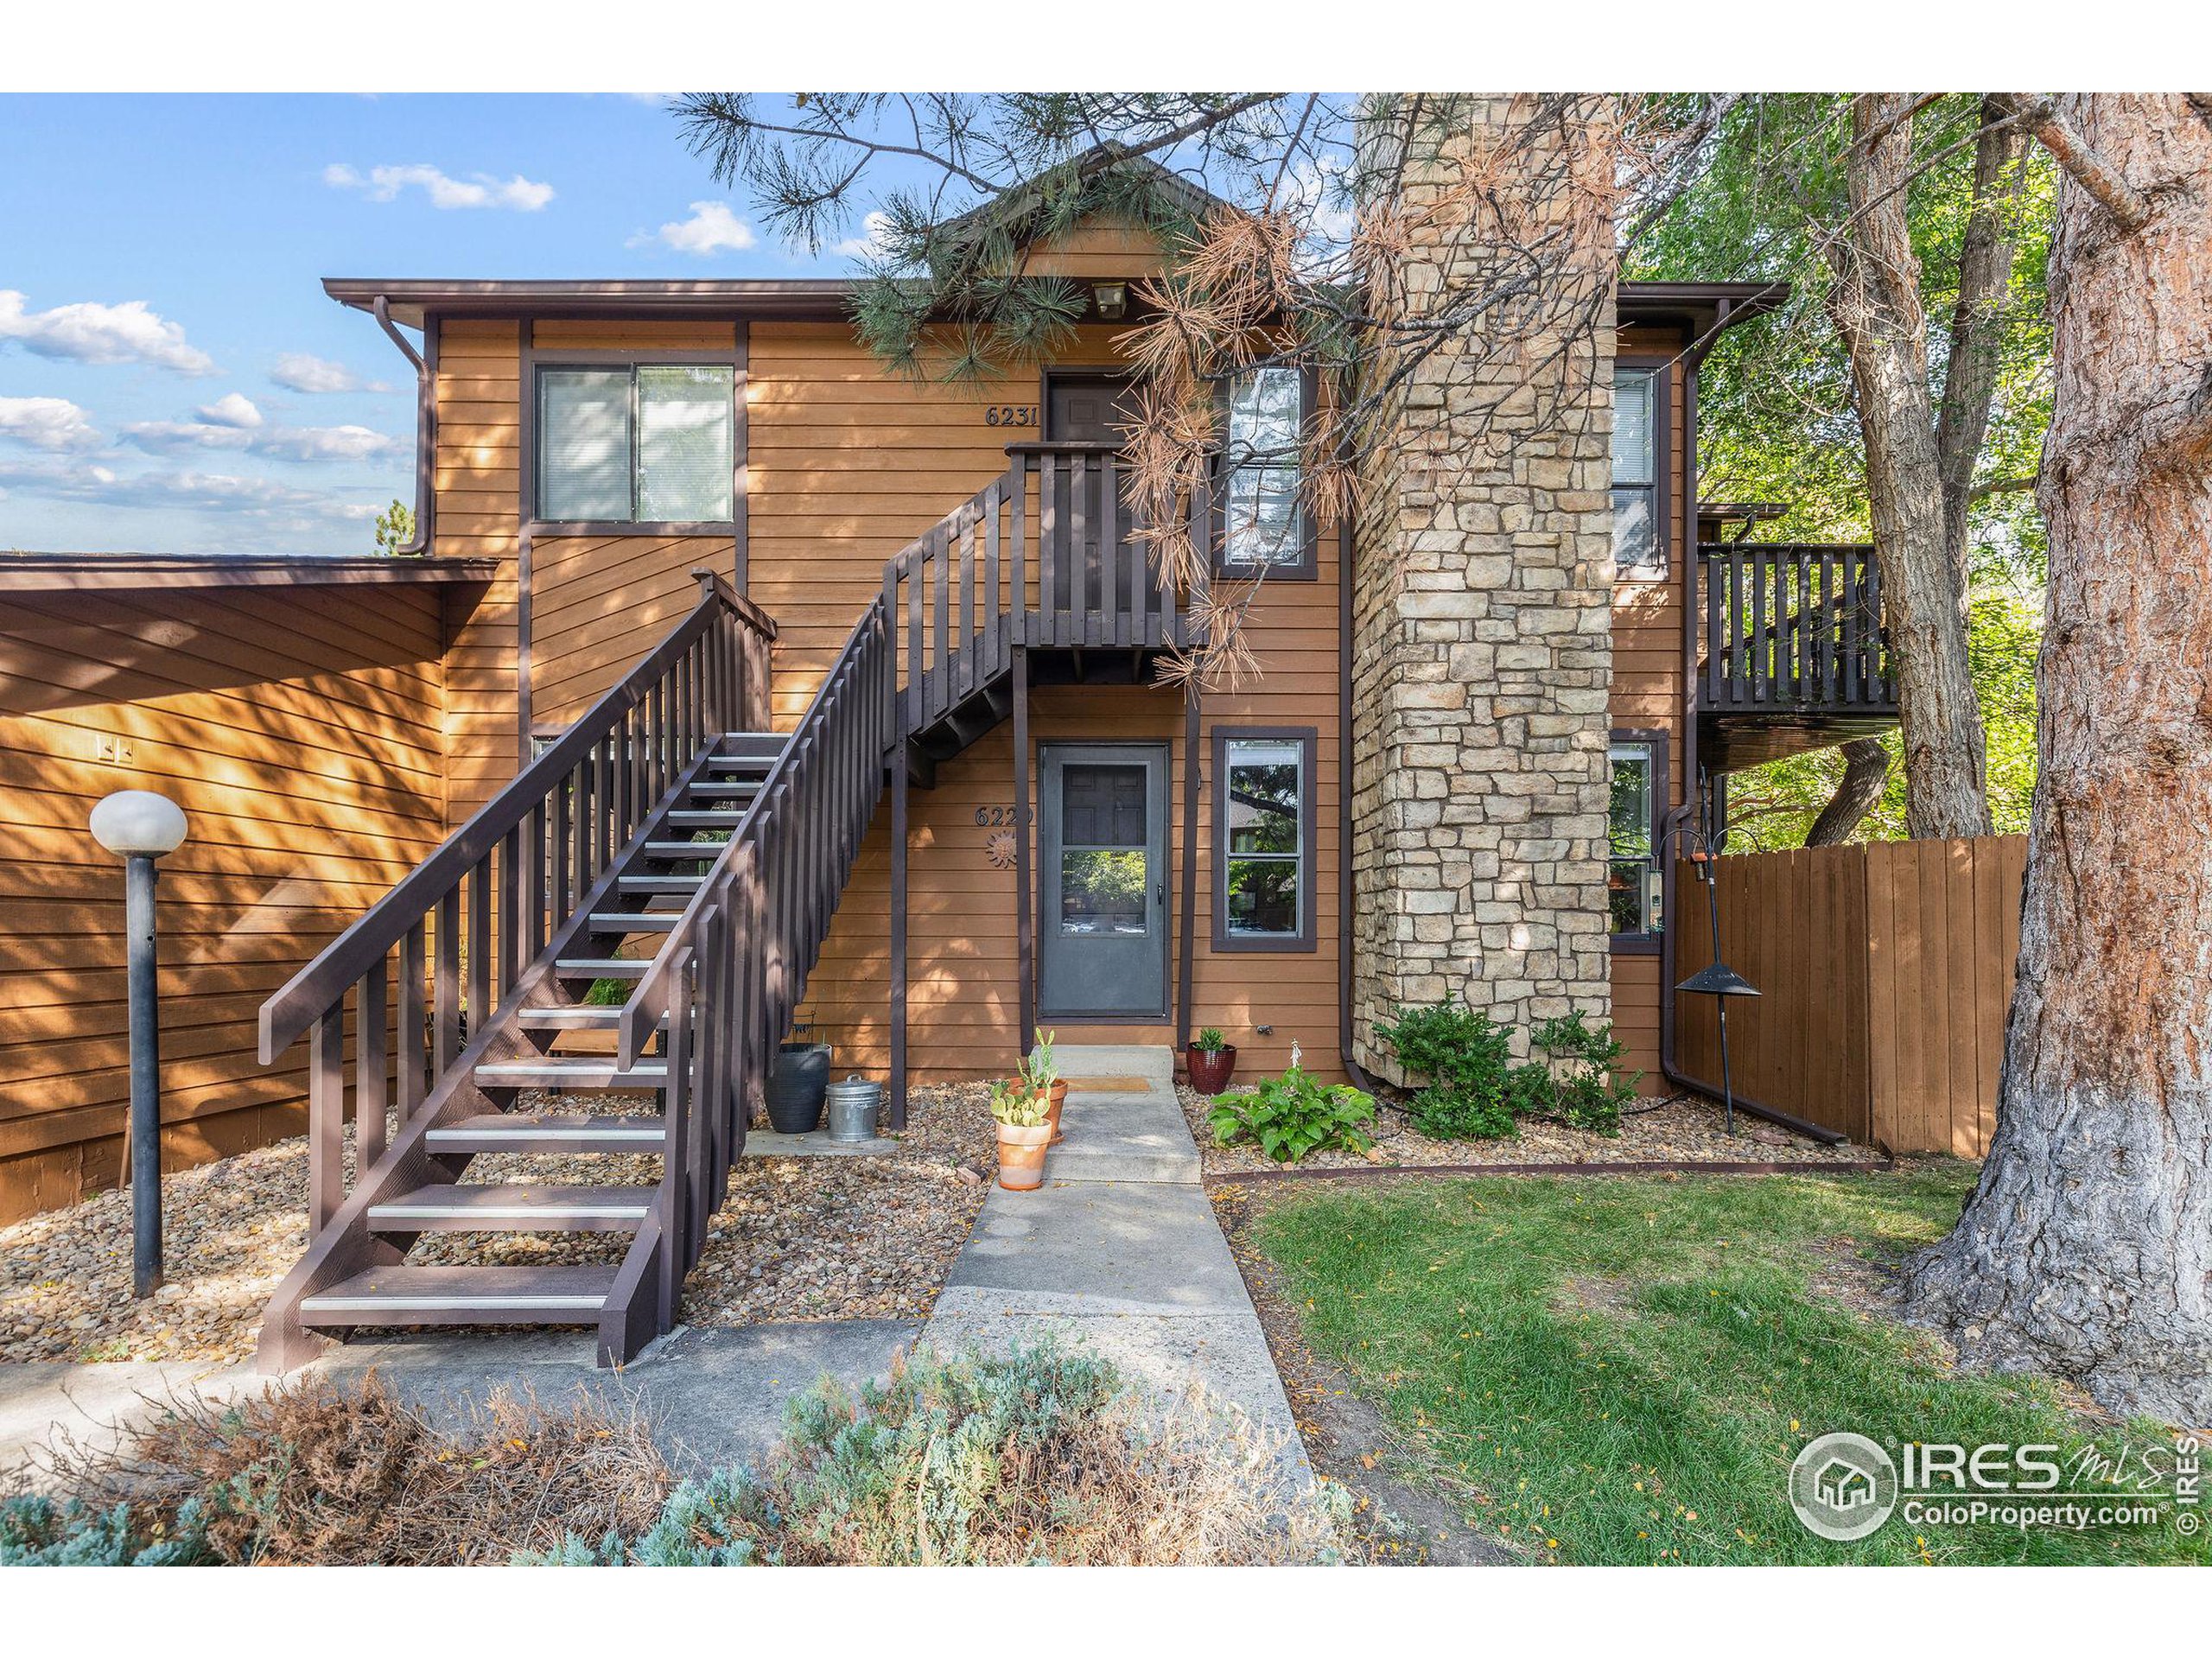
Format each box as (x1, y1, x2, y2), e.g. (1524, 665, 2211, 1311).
(1254, 1166, 2208, 1565)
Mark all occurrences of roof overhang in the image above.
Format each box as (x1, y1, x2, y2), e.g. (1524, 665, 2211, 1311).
(0, 552, 499, 594)
(1618, 280, 1789, 340)
(326, 278, 857, 330)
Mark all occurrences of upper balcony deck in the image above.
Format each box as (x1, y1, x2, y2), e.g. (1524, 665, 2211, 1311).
(1695, 543, 1899, 772)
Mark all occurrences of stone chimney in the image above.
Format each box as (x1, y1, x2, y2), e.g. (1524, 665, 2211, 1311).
(1349, 95, 1617, 1076)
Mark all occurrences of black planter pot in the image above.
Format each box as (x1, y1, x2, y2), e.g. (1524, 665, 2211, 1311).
(765, 1041, 832, 1133)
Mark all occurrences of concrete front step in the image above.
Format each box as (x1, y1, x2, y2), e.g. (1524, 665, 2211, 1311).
(1043, 1044, 1200, 1185)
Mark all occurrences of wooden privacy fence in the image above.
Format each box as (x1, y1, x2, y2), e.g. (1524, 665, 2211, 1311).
(1671, 836, 2027, 1156)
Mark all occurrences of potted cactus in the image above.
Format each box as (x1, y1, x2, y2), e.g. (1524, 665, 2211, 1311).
(990, 1077, 1052, 1191)
(1018, 1027, 1068, 1144)
(1186, 1027, 1237, 1094)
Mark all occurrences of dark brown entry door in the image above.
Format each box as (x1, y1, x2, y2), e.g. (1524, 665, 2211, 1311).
(1044, 372, 1139, 613)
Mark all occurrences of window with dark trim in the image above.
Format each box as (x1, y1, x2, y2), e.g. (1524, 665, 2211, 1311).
(1212, 727, 1317, 952)
(1215, 366, 1318, 579)
(536, 364, 735, 525)
(1609, 732, 1669, 948)
(1612, 365, 1666, 581)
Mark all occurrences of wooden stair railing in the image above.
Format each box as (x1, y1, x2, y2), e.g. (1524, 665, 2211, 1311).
(252, 574, 774, 1368)
(1699, 543, 1895, 713)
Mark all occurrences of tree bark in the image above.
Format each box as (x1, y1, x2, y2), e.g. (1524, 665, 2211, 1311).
(1804, 737, 1893, 846)
(1822, 95, 1994, 840)
(1904, 94, 2212, 1426)
(1935, 102, 2031, 569)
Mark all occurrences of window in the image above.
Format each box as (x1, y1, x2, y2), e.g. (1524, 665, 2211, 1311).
(1213, 728, 1316, 951)
(1612, 365, 1664, 580)
(536, 365, 734, 524)
(1217, 366, 1315, 577)
(1610, 736, 1665, 944)
(1058, 763, 1151, 938)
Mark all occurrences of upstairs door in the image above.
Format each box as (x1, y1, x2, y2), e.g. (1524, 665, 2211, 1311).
(1037, 741, 1169, 1019)
(1043, 372, 1139, 615)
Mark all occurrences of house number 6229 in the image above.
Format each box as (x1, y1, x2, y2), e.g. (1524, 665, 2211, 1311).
(975, 805, 1033, 826)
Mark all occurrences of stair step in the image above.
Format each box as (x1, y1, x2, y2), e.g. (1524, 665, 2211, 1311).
(708, 748, 782, 770)
(298, 1265, 620, 1325)
(588, 912, 681, 932)
(666, 810, 742, 828)
(643, 839, 730, 858)
(686, 780, 764, 799)
(475, 1058, 668, 1090)
(515, 1004, 671, 1029)
(618, 874, 708, 893)
(554, 957, 647, 979)
(369, 1183, 653, 1232)
(427, 1113, 670, 1154)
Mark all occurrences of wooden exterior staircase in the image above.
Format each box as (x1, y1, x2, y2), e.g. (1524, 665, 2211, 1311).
(255, 448, 1198, 1370)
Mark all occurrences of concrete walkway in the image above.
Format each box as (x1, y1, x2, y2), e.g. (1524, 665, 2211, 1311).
(920, 1045, 1310, 1481)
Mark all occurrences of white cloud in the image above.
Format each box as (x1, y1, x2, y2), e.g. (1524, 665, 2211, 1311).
(833, 211, 898, 262)
(326, 162, 554, 212)
(0, 396, 102, 452)
(0, 289, 216, 375)
(194, 391, 264, 429)
(270, 352, 389, 394)
(0, 455, 377, 522)
(632, 200, 758, 256)
(124, 410, 399, 462)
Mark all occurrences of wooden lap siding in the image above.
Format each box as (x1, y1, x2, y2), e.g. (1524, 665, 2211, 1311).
(435, 318, 524, 822)
(0, 585, 452, 1224)
(1609, 324, 1692, 1081)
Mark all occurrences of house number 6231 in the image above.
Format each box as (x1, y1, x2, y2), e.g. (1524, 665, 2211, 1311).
(983, 405, 1038, 428)
(975, 805, 1033, 826)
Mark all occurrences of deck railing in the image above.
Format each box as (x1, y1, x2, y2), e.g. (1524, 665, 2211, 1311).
(608, 587, 893, 1350)
(1698, 543, 1894, 713)
(890, 443, 1195, 735)
(258, 575, 776, 1230)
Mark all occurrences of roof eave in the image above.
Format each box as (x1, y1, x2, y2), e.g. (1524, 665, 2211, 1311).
(0, 552, 499, 594)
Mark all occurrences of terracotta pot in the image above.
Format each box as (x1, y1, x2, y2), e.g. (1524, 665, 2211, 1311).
(995, 1121, 1053, 1191)
(1186, 1044, 1237, 1094)
(1043, 1077, 1069, 1144)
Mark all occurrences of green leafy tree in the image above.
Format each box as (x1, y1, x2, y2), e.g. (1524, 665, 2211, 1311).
(372, 499, 416, 556)
(1634, 96, 2053, 846)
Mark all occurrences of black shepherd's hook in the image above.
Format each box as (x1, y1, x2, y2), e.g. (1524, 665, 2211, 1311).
(1662, 771, 1758, 1134)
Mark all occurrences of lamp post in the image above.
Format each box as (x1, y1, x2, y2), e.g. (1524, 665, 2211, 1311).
(89, 790, 188, 1298)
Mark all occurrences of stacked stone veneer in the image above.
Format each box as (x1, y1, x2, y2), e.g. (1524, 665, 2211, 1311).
(1349, 95, 1616, 1077)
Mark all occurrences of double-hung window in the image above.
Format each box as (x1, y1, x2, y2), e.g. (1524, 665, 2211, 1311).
(1214, 728, 1316, 950)
(1612, 365, 1664, 580)
(536, 365, 735, 525)
(1217, 365, 1315, 577)
(1609, 737, 1665, 943)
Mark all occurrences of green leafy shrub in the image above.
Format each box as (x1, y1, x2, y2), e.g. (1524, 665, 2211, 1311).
(1207, 1065, 1376, 1163)
(0, 1495, 213, 1566)
(1375, 1001, 1515, 1140)
(1510, 1013, 1639, 1135)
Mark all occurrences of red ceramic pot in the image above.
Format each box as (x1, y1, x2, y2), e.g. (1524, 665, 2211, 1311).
(1186, 1043, 1237, 1094)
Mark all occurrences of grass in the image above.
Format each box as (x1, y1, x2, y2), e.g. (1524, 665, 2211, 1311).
(1253, 1166, 2209, 1565)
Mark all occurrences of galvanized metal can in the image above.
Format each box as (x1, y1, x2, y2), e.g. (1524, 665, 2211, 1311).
(824, 1075, 882, 1143)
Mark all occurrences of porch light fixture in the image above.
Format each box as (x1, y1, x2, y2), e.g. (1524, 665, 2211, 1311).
(90, 790, 189, 1298)
(1090, 281, 1128, 321)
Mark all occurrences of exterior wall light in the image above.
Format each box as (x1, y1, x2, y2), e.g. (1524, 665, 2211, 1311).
(1090, 281, 1128, 321)
(90, 790, 190, 1296)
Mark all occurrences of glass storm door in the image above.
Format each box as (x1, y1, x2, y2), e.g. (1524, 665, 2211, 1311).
(1037, 742, 1169, 1018)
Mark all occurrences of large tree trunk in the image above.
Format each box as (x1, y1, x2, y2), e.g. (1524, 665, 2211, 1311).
(1904, 94, 2212, 1426)
(1823, 95, 1994, 840)
(1805, 736, 1893, 846)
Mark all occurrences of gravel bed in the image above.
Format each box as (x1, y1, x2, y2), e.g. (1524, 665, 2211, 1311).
(1182, 1083, 1885, 1177)
(1, 1085, 995, 1366)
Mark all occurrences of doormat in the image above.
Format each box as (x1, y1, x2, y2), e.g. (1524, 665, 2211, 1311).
(1060, 1075, 1154, 1094)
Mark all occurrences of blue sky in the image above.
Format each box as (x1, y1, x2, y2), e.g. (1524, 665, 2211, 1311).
(0, 94, 864, 557)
